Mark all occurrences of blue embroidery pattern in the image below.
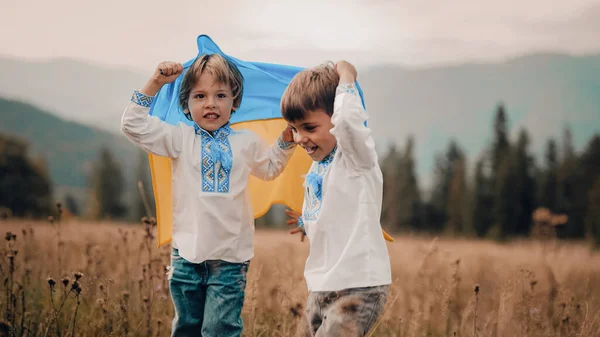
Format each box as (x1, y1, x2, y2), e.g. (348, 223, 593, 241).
(297, 215, 305, 234)
(195, 124, 233, 193)
(131, 90, 154, 107)
(277, 135, 295, 150)
(303, 146, 337, 221)
(338, 83, 358, 96)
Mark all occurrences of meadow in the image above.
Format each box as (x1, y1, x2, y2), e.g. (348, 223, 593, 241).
(0, 213, 599, 337)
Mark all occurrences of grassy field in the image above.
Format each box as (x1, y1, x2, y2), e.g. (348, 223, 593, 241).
(0, 217, 599, 337)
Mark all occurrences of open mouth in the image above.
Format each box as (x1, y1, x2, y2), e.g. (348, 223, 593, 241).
(204, 113, 220, 120)
(303, 145, 318, 155)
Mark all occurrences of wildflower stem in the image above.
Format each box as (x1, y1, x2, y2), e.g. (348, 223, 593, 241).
(43, 289, 73, 337)
(473, 288, 479, 337)
(137, 180, 153, 218)
(68, 294, 80, 337)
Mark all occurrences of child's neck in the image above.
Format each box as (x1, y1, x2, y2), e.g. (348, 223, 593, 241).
(317, 146, 337, 163)
(194, 122, 230, 137)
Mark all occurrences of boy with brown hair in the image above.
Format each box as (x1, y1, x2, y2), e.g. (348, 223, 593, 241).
(283, 61, 392, 336)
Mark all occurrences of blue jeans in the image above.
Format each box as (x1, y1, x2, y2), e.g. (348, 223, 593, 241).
(168, 248, 249, 337)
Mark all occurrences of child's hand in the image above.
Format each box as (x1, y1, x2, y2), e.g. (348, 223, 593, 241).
(285, 209, 305, 242)
(152, 61, 184, 86)
(140, 61, 184, 97)
(282, 125, 294, 143)
(334, 60, 357, 84)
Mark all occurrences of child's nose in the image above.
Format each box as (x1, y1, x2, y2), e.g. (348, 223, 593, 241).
(206, 96, 216, 107)
(293, 133, 306, 144)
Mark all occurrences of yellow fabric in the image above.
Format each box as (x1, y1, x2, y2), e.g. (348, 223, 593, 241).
(149, 119, 393, 247)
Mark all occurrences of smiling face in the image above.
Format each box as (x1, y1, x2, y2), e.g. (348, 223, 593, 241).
(186, 72, 234, 132)
(178, 53, 244, 132)
(287, 109, 337, 161)
(280, 64, 340, 161)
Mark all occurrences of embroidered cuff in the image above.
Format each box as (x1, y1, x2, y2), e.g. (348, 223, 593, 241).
(338, 83, 358, 96)
(277, 135, 296, 150)
(131, 90, 155, 107)
(297, 215, 306, 234)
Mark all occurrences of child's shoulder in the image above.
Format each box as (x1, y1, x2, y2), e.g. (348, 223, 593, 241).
(230, 128, 259, 140)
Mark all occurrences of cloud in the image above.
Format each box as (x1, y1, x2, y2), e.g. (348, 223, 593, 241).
(1, 0, 599, 72)
(521, 2, 600, 52)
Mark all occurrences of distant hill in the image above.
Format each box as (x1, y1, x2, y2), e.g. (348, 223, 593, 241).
(359, 53, 600, 160)
(0, 97, 139, 200)
(1, 53, 599, 187)
(0, 57, 147, 131)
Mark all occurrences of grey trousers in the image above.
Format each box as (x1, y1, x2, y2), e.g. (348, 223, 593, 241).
(297, 285, 389, 337)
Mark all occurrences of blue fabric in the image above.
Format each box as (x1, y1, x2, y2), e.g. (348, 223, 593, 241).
(148, 34, 367, 126)
(194, 123, 234, 193)
(131, 90, 154, 107)
(304, 146, 337, 202)
(168, 248, 249, 337)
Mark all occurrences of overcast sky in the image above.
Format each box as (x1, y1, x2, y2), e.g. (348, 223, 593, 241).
(2, 0, 600, 72)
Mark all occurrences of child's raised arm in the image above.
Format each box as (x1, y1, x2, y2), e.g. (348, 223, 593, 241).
(329, 61, 377, 171)
(121, 62, 185, 159)
(246, 126, 296, 181)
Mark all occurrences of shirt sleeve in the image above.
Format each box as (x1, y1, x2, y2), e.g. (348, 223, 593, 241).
(297, 215, 306, 234)
(329, 83, 377, 170)
(120, 90, 184, 159)
(246, 131, 296, 181)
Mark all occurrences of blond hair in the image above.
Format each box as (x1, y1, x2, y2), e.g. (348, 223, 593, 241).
(179, 54, 244, 118)
(280, 63, 339, 122)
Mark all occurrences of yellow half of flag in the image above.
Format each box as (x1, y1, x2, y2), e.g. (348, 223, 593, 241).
(148, 118, 394, 247)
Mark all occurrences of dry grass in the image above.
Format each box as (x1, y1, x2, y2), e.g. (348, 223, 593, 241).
(0, 217, 599, 337)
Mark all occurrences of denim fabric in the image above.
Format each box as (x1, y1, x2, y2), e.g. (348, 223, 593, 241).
(168, 248, 249, 337)
(298, 285, 389, 337)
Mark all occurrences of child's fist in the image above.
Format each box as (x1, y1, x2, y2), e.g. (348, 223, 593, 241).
(334, 60, 357, 83)
(152, 61, 184, 85)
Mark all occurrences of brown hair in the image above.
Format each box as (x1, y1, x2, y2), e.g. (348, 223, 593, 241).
(179, 54, 244, 120)
(280, 63, 339, 122)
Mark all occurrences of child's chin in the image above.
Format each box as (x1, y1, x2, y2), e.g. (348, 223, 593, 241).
(196, 119, 226, 131)
(310, 152, 325, 161)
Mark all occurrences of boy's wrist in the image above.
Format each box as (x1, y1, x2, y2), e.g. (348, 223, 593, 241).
(131, 90, 155, 107)
(277, 135, 296, 150)
(338, 82, 358, 96)
(140, 79, 163, 97)
(297, 216, 305, 233)
(338, 73, 356, 85)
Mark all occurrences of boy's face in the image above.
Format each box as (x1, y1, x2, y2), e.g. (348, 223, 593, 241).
(287, 109, 337, 161)
(187, 72, 234, 132)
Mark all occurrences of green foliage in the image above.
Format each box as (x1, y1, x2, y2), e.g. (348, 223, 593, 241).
(0, 134, 52, 217)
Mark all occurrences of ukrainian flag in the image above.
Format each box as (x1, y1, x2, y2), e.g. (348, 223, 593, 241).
(148, 35, 393, 246)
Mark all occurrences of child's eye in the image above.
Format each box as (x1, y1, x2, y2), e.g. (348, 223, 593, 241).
(194, 94, 205, 99)
(217, 93, 227, 98)
(304, 126, 316, 132)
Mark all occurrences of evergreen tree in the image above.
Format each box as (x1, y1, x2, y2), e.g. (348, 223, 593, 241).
(64, 193, 80, 216)
(0, 134, 53, 217)
(538, 139, 559, 212)
(90, 147, 127, 220)
(429, 140, 464, 231)
(396, 136, 422, 231)
(472, 158, 494, 237)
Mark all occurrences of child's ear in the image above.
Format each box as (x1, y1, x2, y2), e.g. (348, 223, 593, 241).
(183, 108, 193, 121)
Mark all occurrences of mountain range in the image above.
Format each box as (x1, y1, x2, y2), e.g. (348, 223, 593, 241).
(1, 52, 598, 193)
